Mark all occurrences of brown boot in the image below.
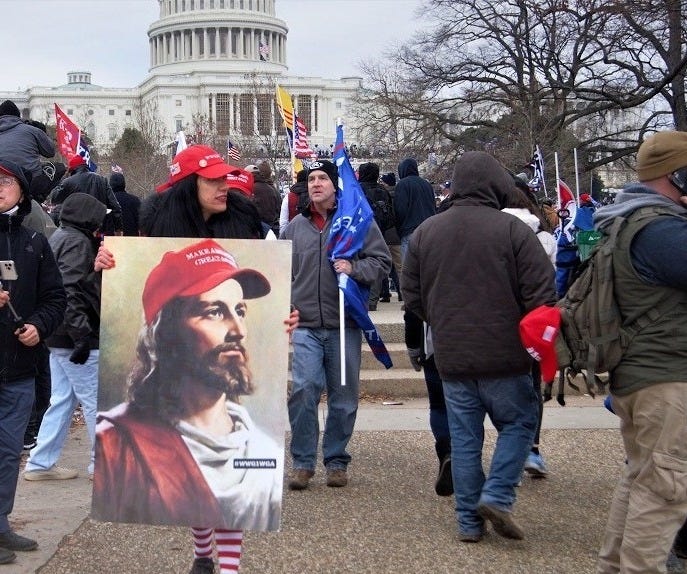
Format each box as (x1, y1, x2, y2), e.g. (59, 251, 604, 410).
(326, 468, 348, 487)
(288, 468, 314, 490)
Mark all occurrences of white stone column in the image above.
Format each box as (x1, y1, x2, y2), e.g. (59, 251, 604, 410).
(191, 29, 197, 59)
(203, 28, 208, 58)
(214, 28, 220, 58)
(239, 28, 244, 58)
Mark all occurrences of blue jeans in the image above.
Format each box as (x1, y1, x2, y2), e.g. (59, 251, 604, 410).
(0, 377, 35, 532)
(400, 234, 411, 264)
(442, 374, 538, 536)
(424, 356, 450, 461)
(26, 348, 99, 475)
(288, 327, 362, 471)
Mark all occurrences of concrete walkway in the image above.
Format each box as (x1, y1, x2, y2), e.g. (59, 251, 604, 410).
(6, 397, 684, 574)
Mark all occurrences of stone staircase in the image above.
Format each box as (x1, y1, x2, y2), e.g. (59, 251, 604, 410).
(287, 299, 427, 399)
(290, 298, 594, 399)
(359, 300, 428, 398)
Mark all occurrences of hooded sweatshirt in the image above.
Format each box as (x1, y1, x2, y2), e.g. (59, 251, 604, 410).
(402, 151, 556, 380)
(393, 158, 436, 238)
(0, 115, 56, 177)
(46, 193, 106, 350)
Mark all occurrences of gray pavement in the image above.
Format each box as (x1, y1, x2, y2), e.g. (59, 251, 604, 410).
(8, 395, 683, 574)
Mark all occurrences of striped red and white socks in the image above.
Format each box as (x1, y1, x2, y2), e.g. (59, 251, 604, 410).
(191, 528, 243, 573)
(215, 530, 243, 573)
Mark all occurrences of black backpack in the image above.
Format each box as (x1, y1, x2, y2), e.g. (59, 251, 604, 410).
(370, 185, 395, 232)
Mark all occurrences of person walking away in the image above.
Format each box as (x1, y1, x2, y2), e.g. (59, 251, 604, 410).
(393, 158, 435, 262)
(108, 172, 141, 236)
(402, 151, 555, 543)
(380, 172, 402, 300)
(595, 131, 687, 574)
(0, 158, 66, 565)
(502, 180, 556, 479)
(247, 162, 280, 237)
(49, 155, 123, 235)
(358, 162, 394, 310)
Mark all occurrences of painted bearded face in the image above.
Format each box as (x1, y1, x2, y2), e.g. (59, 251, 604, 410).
(175, 278, 254, 398)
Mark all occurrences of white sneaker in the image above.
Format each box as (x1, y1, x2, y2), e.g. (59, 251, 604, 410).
(24, 465, 78, 481)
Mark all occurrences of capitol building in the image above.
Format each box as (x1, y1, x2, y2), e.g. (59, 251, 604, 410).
(1, 0, 361, 155)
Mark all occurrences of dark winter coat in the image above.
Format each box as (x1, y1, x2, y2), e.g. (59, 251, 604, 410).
(0, 191, 66, 383)
(252, 172, 281, 233)
(109, 173, 141, 236)
(402, 151, 556, 380)
(46, 193, 106, 350)
(51, 166, 123, 232)
(0, 115, 55, 177)
(393, 158, 436, 238)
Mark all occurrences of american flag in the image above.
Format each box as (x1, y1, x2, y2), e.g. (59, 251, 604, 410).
(227, 139, 241, 162)
(259, 41, 270, 61)
(293, 115, 316, 158)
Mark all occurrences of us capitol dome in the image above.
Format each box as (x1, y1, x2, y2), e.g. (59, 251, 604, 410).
(2, 0, 361, 154)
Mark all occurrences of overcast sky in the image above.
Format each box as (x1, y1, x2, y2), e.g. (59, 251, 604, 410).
(0, 0, 425, 92)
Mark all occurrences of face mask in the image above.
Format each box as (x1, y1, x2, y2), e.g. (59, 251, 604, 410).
(668, 167, 687, 195)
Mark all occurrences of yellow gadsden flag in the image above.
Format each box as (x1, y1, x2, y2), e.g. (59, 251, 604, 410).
(275, 85, 303, 177)
(275, 85, 295, 132)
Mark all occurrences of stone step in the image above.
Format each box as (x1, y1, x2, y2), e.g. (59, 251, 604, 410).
(361, 342, 409, 370)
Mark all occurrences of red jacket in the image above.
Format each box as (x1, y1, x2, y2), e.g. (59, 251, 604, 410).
(92, 404, 226, 527)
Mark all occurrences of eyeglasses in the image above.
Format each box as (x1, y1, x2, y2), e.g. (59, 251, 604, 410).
(0, 176, 18, 188)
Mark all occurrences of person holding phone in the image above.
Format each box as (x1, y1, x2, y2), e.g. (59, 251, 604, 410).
(0, 158, 65, 566)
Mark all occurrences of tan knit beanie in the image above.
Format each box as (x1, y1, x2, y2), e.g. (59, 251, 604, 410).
(636, 131, 687, 181)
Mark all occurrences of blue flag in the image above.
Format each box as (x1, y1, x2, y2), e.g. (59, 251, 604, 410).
(327, 124, 392, 369)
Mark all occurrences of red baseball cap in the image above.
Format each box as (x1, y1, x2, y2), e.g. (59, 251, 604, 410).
(68, 154, 86, 170)
(519, 305, 561, 383)
(156, 145, 235, 193)
(141, 239, 271, 325)
(226, 168, 254, 197)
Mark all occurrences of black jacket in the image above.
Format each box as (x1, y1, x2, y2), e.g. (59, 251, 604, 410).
(46, 193, 106, 350)
(51, 166, 123, 232)
(108, 173, 141, 236)
(393, 158, 436, 238)
(0, 197, 66, 383)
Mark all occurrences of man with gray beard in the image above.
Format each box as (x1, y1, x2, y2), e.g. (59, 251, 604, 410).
(92, 239, 282, 531)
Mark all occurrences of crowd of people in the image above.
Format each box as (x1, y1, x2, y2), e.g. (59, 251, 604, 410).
(1, 94, 686, 573)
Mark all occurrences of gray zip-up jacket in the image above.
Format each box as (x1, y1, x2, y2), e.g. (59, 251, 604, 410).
(282, 209, 391, 329)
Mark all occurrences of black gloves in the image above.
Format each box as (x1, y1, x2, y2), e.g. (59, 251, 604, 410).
(407, 347, 425, 372)
(69, 339, 90, 364)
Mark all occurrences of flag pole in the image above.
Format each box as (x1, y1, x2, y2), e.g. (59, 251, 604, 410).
(573, 147, 580, 206)
(555, 152, 564, 234)
(336, 117, 346, 386)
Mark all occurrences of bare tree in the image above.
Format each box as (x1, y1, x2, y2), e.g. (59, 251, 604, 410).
(356, 0, 687, 185)
(105, 98, 170, 197)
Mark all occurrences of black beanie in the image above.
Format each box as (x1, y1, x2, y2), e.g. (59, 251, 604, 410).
(307, 160, 338, 188)
(381, 172, 396, 187)
(0, 100, 20, 118)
